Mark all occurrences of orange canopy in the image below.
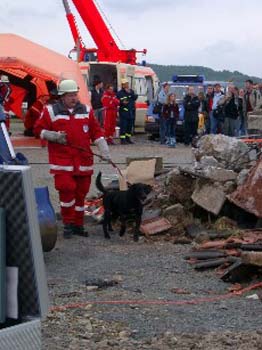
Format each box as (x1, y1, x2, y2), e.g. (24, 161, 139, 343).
(0, 33, 89, 114)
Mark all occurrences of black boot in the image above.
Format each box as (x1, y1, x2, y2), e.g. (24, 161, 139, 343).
(73, 225, 89, 237)
(126, 136, 134, 144)
(63, 224, 73, 239)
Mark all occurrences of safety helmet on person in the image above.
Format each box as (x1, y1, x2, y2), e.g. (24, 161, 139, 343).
(0, 75, 10, 83)
(57, 79, 79, 95)
(121, 78, 129, 85)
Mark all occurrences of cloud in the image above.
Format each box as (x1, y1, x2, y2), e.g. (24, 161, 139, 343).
(0, 0, 261, 77)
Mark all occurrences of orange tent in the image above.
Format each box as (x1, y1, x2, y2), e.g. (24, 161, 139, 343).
(0, 33, 89, 118)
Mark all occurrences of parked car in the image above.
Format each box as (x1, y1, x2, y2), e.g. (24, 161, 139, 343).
(145, 75, 229, 141)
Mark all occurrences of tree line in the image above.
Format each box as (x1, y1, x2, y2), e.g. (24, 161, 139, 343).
(149, 64, 262, 86)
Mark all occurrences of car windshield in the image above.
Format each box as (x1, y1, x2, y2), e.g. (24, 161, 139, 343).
(168, 85, 204, 101)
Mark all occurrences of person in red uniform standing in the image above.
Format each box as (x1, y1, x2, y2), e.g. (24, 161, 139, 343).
(24, 95, 49, 136)
(102, 84, 119, 145)
(0, 75, 12, 131)
(34, 79, 111, 239)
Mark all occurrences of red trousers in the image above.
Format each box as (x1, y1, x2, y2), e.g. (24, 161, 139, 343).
(54, 174, 91, 226)
(104, 109, 117, 139)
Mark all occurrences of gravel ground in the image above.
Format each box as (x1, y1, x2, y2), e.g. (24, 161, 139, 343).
(11, 125, 262, 349)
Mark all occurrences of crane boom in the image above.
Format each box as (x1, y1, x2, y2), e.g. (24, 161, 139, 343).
(62, 0, 97, 61)
(71, 0, 145, 64)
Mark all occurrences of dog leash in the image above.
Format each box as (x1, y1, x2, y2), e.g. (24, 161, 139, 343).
(68, 142, 124, 178)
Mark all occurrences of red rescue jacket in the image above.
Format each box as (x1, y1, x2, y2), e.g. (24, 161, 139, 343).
(34, 101, 104, 176)
(24, 100, 45, 130)
(101, 90, 119, 110)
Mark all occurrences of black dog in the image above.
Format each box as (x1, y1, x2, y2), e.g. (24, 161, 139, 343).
(96, 172, 152, 241)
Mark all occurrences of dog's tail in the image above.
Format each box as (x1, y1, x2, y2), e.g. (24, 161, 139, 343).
(96, 171, 107, 194)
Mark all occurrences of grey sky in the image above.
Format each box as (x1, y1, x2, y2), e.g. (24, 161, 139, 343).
(0, 0, 261, 77)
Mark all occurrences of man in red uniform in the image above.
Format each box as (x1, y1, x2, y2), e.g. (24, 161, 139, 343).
(102, 84, 119, 145)
(24, 95, 49, 136)
(34, 79, 110, 239)
(0, 75, 12, 130)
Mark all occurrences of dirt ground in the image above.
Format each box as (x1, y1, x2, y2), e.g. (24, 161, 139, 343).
(11, 122, 262, 350)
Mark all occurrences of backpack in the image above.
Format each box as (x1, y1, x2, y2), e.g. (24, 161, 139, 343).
(152, 101, 163, 114)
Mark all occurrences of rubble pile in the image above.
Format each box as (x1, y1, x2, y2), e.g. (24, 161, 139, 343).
(152, 135, 259, 231)
(146, 134, 262, 282)
(184, 230, 262, 283)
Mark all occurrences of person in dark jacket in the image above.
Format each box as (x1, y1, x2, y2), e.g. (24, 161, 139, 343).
(224, 88, 242, 137)
(117, 79, 136, 144)
(162, 93, 179, 147)
(183, 86, 200, 145)
(205, 85, 214, 134)
(91, 80, 104, 127)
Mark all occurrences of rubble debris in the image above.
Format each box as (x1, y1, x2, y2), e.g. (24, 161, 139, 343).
(199, 156, 220, 168)
(203, 167, 237, 183)
(221, 260, 258, 283)
(242, 252, 262, 267)
(140, 217, 172, 236)
(236, 169, 250, 186)
(191, 183, 226, 216)
(84, 198, 104, 222)
(193, 257, 238, 270)
(184, 250, 227, 260)
(246, 294, 260, 300)
(162, 204, 193, 232)
(163, 203, 186, 218)
(165, 171, 196, 207)
(173, 236, 192, 244)
(228, 159, 262, 218)
(185, 223, 208, 239)
(126, 156, 163, 173)
(194, 134, 252, 171)
(213, 217, 239, 231)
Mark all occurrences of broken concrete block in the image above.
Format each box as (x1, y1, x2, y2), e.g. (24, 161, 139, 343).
(165, 172, 196, 207)
(163, 203, 185, 218)
(163, 204, 193, 231)
(140, 217, 172, 236)
(203, 167, 237, 182)
(228, 159, 262, 218)
(223, 181, 236, 194)
(192, 183, 226, 215)
(193, 134, 250, 171)
(242, 252, 262, 267)
(199, 156, 220, 168)
(126, 156, 162, 173)
(236, 169, 250, 186)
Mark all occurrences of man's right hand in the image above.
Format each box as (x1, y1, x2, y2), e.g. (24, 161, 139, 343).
(41, 130, 67, 145)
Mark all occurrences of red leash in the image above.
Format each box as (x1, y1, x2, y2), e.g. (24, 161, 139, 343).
(69, 143, 124, 178)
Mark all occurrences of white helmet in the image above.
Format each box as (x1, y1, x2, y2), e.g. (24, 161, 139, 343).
(1, 75, 10, 83)
(57, 79, 79, 95)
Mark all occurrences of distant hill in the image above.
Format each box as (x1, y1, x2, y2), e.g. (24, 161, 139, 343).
(149, 64, 262, 86)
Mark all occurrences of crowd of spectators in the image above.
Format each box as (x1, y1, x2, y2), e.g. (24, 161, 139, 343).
(156, 79, 262, 146)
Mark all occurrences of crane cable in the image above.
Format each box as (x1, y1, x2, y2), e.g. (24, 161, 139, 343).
(93, 0, 126, 49)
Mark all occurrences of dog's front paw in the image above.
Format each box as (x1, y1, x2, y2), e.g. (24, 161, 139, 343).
(119, 231, 125, 237)
(105, 234, 111, 239)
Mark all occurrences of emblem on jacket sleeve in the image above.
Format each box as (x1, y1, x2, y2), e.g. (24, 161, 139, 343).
(83, 124, 89, 133)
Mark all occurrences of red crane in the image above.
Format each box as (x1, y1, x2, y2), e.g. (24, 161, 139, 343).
(62, 0, 97, 62)
(63, 0, 147, 65)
